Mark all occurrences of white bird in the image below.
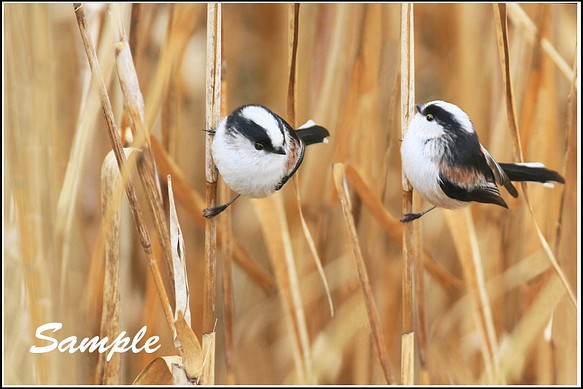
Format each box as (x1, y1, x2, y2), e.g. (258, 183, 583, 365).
(400, 100, 565, 222)
(203, 104, 330, 218)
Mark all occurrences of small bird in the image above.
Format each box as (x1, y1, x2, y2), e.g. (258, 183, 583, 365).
(400, 100, 565, 222)
(203, 104, 330, 218)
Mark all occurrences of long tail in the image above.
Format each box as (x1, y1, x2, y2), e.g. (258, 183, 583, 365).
(295, 120, 330, 145)
(499, 162, 565, 184)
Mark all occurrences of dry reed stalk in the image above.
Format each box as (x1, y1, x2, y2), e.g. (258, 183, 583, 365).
(218, 44, 236, 385)
(115, 34, 175, 288)
(73, 2, 176, 336)
(56, 4, 115, 309)
(400, 2, 416, 385)
(149, 134, 276, 293)
(333, 163, 395, 384)
(203, 2, 221, 337)
(493, 4, 576, 308)
(95, 150, 132, 384)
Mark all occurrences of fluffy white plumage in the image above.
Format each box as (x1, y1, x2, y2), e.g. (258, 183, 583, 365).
(401, 101, 471, 209)
(212, 108, 293, 198)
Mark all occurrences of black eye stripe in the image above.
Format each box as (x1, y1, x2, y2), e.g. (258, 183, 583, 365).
(421, 105, 458, 128)
(227, 113, 274, 150)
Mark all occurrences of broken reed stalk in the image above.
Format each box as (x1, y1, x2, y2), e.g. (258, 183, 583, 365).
(73, 2, 176, 336)
(96, 151, 130, 385)
(400, 2, 416, 385)
(493, 3, 576, 308)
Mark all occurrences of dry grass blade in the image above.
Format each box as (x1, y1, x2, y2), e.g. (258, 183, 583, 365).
(287, 3, 333, 317)
(168, 175, 204, 383)
(445, 209, 500, 383)
(253, 196, 313, 383)
(332, 163, 395, 385)
(400, 3, 416, 385)
(493, 4, 576, 308)
(479, 274, 567, 383)
(506, 3, 573, 80)
(73, 2, 176, 336)
(345, 164, 463, 291)
(293, 178, 334, 317)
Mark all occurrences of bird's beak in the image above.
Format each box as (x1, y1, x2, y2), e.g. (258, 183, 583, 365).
(273, 147, 286, 155)
(415, 104, 423, 113)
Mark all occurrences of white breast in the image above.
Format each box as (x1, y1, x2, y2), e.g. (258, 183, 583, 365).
(401, 115, 468, 209)
(212, 118, 289, 198)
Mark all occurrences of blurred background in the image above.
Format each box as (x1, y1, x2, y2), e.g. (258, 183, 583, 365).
(3, 3, 579, 385)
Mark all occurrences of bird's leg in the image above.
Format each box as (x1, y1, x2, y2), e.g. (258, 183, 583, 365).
(202, 194, 241, 218)
(400, 206, 436, 222)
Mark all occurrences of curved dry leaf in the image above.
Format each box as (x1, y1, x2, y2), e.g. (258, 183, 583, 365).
(292, 177, 334, 317)
(132, 355, 185, 385)
(167, 175, 191, 327)
(174, 311, 203, 381)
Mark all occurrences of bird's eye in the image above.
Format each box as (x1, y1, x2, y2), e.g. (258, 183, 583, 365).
(254, 142, 264, 151)
(426, 114, 434, 122)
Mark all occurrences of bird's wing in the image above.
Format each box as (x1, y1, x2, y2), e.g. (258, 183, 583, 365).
(480, 145, 518, 197)
(438, 172, 509, 208)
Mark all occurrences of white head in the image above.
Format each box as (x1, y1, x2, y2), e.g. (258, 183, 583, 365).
(407, 100, 475, 141)
(211, 105, 298, 198)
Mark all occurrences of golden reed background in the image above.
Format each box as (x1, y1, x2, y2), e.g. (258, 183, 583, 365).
(3, 3, 579, 385)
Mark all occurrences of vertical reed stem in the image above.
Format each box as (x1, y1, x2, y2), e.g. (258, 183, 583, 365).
(400, 2, 416, 385)
(203, 3, 221, 335)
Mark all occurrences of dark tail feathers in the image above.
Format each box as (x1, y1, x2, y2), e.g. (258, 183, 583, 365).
(295, 125, 330, 146)
(499, 162, 565, 184)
